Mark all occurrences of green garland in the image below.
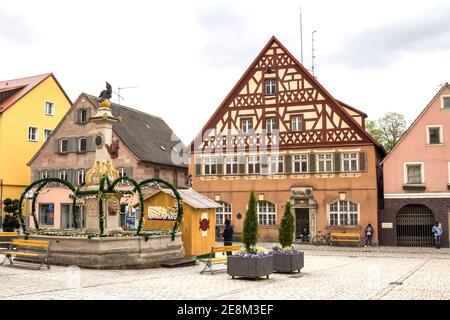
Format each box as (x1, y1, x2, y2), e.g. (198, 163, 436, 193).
(18, 174, 184, 242)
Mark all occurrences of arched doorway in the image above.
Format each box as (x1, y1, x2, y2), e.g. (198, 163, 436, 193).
(396, 204, 435, 247)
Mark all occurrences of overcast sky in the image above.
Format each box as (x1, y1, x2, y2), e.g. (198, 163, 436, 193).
(1, 0, 449, 145)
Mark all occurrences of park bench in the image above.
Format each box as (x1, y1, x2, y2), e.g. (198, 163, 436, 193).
(331, 231, 361, 246)
(0, 239, 50, 270)
(0, 232, 19, 250)
(198, 245, 241, 274)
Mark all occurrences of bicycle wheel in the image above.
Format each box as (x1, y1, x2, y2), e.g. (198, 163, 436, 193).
(312, 235, 322, 246)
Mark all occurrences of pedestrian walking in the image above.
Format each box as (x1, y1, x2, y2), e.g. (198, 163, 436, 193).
(222, 219, 234, 256)
(364, 223, 374, 247)
(432, 222, 442, 249)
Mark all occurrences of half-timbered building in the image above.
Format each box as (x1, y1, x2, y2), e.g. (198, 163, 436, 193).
(189, 36, 385, 243)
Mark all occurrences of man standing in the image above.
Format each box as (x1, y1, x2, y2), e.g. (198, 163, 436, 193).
(222, 219, 234, 256)
(432, 222, 442, 249)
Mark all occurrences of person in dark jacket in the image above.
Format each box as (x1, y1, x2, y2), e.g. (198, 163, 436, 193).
(222, 219, 234, 256)
(364, 223, 374, 247)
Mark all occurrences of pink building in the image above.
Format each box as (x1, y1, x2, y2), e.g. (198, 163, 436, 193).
(380, 83, 450, 247)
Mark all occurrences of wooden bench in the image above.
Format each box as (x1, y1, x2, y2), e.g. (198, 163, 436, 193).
(0, 239, 50, 270)
(0, 232, 19, 250)
(198, 245, 241, 274)
(331, 231, 361, 245)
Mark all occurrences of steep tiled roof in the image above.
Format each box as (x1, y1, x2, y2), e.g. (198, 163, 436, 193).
(0, 73, 71, 113)
(84, 94, 187, 168)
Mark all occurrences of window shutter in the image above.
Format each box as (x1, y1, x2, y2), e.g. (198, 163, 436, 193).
(334, 153, 341, 172)
(54, 139, 60, 154)
(194, 157, 201, 176)
(68, 138, 77, 152)
(359, 152, 366, 171)
(67, 169, 74, 184)
(32, 170, 39, 182)
(309, 154, 316, 173)
(126, 166, 134, 178)
(217, 163, 223, 175)
(285, 155, 292, 173)
(238, 156, 246, 174)
(86, 108, 91, 122)
(87, 136, 95, 152)
(74, 110, 80, 124)
(51, 169, 57, 178)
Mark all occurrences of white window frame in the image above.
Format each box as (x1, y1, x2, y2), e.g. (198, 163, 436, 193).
(28, 126, 39, 142)
(40, 170, 49, 179)
(241, 119, 252, 134)
(448, 162, 450, 184)
(58, 169, 67, 181)
(78, 137, 87, 152)
(265, 79, 276, 95)
(404, 162, 425, 185)
(215, 201, 232, 226)
(328, 201, 359, 226)
(266, 117, 277, 134)
(426, 125, 443, 145)
(247, 156, 260, 175)
(342, 153, 359, 172)
(60, 139, 69, 153)
(118, 168, 127, 177)
(317, 153, 333, 173)
(269, 155, 284, 174)
(43, 129, 53, 142)
(77, 169, 86, 185)
(293, 154, 309, 173)
(256, 201, 276, 226)
(204, 157, 217, 175)
(292, 116, 303, 132)
(441, 95, 450, 109)
(44, 101, 55, 116)
(225, 157, 238, 175)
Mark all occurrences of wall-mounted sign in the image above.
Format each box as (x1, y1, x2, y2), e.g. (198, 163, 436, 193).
(200, 212, 209, 237)
(382, 222, 393, 229)
(148, 206, 177, 220)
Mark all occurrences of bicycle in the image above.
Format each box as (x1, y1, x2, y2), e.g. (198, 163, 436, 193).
(312, 230, 331, 246)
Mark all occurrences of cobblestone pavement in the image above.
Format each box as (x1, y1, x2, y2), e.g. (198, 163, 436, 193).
(1, 246, 449, 300)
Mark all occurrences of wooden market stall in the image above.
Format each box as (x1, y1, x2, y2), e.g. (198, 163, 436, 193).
(142, 188, 221, 256)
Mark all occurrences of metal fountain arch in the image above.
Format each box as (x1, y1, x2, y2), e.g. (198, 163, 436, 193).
(18, 175, 184, 240)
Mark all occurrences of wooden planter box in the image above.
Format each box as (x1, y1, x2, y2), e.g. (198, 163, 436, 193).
(227, 255, 273, 279)
(273, 251, 304, 273)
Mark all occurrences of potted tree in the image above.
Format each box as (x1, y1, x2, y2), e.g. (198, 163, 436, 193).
(271, 201, 304, 273)
(227, 191, 273, 279)
(2, 198, 21, 232)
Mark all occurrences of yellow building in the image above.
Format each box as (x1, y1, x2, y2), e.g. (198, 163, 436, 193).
(0, 73, 71, 208)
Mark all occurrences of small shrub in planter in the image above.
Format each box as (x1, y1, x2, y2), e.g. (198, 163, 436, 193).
(271, 201, 304, 273)
(227, 191, 273, 279)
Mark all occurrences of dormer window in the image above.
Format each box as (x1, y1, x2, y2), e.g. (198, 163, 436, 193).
(265, 79, 276, 95)
(427, 125, 443, 145)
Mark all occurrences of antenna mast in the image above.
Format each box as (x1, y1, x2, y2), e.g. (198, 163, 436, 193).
(300, 4, 304, 65)
(311, 30, 317, 77)
(116, 86, 138, 105)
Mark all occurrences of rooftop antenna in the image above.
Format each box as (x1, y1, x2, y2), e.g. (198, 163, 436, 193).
(116, 86, 138, 105)
(311, 30, 317, 77)
(300, 4, 304, 65)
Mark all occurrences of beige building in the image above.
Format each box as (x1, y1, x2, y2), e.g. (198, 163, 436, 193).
(28, 93, 187, 229)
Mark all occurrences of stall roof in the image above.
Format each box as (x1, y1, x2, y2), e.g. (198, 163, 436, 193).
(144, 188, 222, 209)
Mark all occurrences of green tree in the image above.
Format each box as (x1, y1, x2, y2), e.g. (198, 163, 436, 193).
(366, 113, 407, 153)
(242, 191, 258, 253)
(2, 198, 20, 232)
(278, 201, 294, 248)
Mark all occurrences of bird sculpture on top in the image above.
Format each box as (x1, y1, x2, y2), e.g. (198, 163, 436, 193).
(98, 82, 112, 108)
